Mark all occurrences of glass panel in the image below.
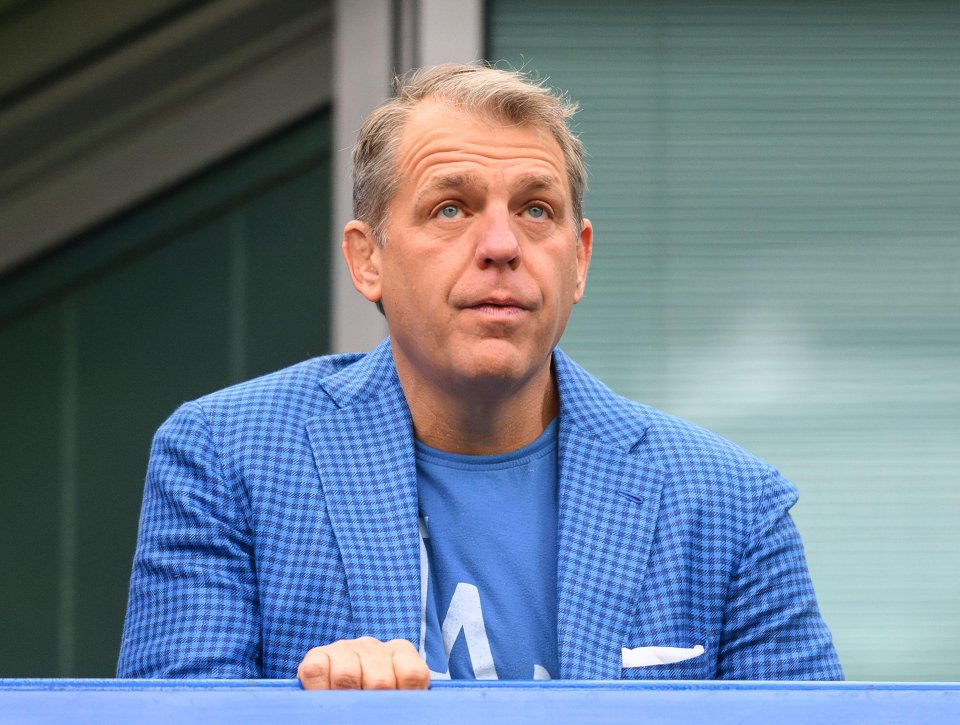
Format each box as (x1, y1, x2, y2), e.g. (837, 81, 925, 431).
(490, 0, 960, 681)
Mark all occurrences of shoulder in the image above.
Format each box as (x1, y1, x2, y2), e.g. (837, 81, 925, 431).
(158, 341, 396, 444)
(555, 348, 795, 509)
(189, 352, 362, 423)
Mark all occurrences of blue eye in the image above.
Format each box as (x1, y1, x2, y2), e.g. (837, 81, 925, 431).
(527, 205, 546, 219)
(438, 205, 459, 219)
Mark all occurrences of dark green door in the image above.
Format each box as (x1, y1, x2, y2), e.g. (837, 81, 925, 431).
(0, 111, 332, 676)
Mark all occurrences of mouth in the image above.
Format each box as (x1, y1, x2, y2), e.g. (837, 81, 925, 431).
(464, 297, 531, 319)
(470, 303, 525, 317)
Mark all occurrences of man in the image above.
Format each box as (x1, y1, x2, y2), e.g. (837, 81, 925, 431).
(118, 63, 842, 686)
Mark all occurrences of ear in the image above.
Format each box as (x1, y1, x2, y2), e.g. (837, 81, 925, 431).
(342, 220, 383, 303)
(573, 218, 593, 304)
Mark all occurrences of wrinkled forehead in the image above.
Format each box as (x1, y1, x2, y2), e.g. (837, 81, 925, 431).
(394, 99, 567, 188)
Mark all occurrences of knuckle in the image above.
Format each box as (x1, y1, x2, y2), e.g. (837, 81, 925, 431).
(389, 641, 430, 689)
(397, 660, 430, 683)
(298, 660, 327, 681)
(331, 673, 361, 690)
(387, 638, 417, 653)
(364, 677, 394, 690)
(396, 672, 429, 689)
(297, 650, 331, 689)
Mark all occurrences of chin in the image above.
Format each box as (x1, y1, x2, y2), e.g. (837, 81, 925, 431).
(452, 342, 543, 386)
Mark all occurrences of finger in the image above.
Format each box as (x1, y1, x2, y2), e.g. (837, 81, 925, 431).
(354, 638, 397, 690)
(328, 646, 363, 689)
(297, 648, 332, 690)
(388, 639, 430, 690)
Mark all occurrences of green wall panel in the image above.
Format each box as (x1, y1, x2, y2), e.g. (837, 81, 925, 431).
(73, 220, 235, 676)
(0, 306, 63, 676)
(490, 0, 960, 681)
(244, 164, 331, 378)
(0, 111, 331, 675)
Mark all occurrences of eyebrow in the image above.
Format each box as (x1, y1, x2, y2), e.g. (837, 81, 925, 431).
(416, 172, 562, 205)
(511, 174, 561, 193)
(416, 173, 483, 205)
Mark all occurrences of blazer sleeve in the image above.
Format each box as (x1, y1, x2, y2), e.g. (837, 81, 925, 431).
(717, 471, 844, 680)
(117, 401, 261, 677)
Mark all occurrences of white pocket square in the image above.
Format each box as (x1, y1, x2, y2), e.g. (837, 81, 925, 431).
(621, 644, 705, 668)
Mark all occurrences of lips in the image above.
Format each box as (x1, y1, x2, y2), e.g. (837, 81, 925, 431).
(454, 293, 534, 324)
(460, 291, 535, 316)
(469, 296, 528, 310)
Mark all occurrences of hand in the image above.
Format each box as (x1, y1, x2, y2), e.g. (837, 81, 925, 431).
(297, 637, 430, 690)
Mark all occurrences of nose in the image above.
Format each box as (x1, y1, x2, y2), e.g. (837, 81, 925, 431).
(474, 210, 521, 270)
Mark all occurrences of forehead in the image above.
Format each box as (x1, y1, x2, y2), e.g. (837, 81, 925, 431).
(393, 100, 568, 194)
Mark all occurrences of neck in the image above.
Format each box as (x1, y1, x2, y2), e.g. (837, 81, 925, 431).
(396, 361, 559, 457)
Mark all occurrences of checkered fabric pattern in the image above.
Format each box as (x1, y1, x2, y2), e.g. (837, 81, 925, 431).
(117, 339, 842, 680)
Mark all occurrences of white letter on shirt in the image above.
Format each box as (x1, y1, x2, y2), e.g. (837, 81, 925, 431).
(442, 582, 499, 680)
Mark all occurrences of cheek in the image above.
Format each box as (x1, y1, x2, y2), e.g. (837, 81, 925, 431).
(382, 254, 428, 300)
(383, 261, 451, 324)
(549, 255, 581, 301)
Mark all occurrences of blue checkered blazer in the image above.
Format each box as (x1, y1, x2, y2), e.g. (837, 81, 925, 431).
(118, 339, 842, 680)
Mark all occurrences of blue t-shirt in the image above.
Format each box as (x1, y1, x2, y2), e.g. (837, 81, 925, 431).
(416, 418, 559, 680)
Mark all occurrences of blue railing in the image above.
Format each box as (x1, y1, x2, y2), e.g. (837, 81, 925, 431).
(2, 679, 958, 723)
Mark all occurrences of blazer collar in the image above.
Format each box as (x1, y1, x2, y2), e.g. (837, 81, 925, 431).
(553, 350, 666, 679)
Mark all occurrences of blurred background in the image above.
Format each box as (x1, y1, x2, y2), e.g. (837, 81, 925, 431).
(0, 0, 957, 680)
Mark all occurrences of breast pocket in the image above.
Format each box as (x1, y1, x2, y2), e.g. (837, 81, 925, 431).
(620, 638, 717, 680)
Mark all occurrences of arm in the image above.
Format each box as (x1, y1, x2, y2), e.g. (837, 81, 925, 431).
(117, 401, 261, 677)
(717, 472, 843, 680)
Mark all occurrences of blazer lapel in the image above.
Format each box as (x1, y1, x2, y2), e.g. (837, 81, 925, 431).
(554, 353, 666, 679)
(305, 343, 422, 645)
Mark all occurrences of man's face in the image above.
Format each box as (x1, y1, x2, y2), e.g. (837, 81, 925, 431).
(354, 100, 591, 397)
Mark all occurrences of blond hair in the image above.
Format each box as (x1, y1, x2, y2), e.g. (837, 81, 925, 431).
(352, 62, 586, 245)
